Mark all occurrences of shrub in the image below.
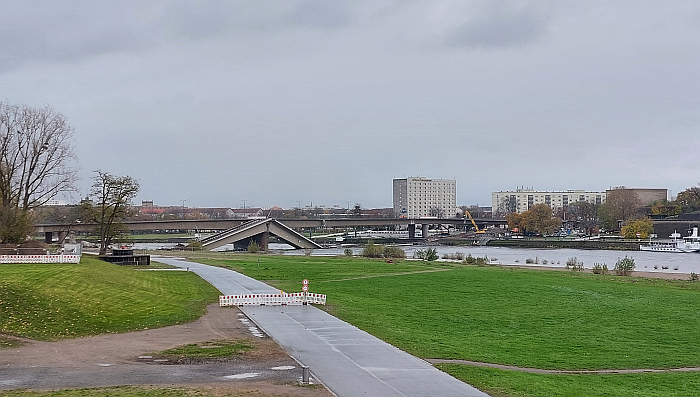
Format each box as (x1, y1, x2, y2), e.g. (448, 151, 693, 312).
(425, 247, 439, 261)
(361, 242, 384, 258)
(344, 248, 353, 257)
(442, 252, 465, 261)
(415, 247, 439, 261)
(247, 240, 261, 253)
(690, 272, 698, 282)
(592, 263, 609, 275)
(463, 254, 489, 266)
(565, 257, 584, 271)
(186, 240, 202, 251)
(382, 246, 406, 259)
(614, 256, 636, 276)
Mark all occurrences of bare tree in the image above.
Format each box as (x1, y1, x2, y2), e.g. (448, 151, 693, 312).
(0, 102, 78, 211)
(598, 187, 641, 230)
(429, 206, 445, 218)
(81, 171, 139, 255)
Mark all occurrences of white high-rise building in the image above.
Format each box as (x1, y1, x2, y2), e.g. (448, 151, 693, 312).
(492, 188, 606, 215)
(393, 177, 457, 218)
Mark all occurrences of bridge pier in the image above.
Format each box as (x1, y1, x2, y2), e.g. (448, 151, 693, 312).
(44, 232, 53, 244)
(408, 224, 415, 239)
(260, 230, 269, 250)
(422, 224, 429, 239)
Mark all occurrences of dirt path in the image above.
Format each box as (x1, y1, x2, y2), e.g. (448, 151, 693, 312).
(427, 359, 700, 374)
(0, 304, 332, 396)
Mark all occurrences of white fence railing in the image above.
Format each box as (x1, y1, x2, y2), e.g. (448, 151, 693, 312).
(219, 292, 326, 306)
(0, 255, 81, 264)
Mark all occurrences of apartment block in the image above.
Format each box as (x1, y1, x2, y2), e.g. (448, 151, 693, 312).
(393, 177, 457, 218)
(492, 188, 606, 215)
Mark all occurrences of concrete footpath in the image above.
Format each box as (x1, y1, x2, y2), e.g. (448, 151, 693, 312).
(155, 256, 490, 397)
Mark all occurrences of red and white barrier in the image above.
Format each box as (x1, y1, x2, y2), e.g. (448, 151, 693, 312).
(219, 291, 326, 307)
(0, 255, 81, 264)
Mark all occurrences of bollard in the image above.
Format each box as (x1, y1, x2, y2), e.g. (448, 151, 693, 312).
(302, 365, 310, 384)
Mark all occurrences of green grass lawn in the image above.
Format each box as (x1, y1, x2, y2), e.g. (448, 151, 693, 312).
(0, 256, 220, 341)
(156, 339, 253, 359)
(180, 253, 700, 371)
(169, 252, 700, 396)
(438, 364, 700, 397)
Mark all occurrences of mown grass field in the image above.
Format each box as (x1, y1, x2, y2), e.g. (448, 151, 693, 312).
(0, 256, 220, 341)
(437, 364, 700, 397)
(176, 252, 700, 397)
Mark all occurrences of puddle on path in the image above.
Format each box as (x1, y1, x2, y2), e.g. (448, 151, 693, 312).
(238, 317, 265, 338)
(224, 372, 260, 379)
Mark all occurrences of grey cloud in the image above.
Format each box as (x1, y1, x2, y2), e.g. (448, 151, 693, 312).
(446, 2, 552, 48)
(0, 3, 158, 72)
(279, 1, 353, 30)
(0, 1, 358, 74)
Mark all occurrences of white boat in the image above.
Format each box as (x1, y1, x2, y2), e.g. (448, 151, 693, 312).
(640, 227, 700, 253)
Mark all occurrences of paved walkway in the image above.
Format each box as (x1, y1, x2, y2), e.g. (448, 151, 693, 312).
(156, 256, 490, 397)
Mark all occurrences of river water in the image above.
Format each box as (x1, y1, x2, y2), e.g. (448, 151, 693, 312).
(134, 242, 700, 276)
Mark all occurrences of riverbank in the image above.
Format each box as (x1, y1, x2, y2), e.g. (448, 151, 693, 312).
(500, 263, 693, 280)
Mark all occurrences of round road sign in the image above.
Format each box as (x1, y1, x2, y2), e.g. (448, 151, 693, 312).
(302, 279, 309, 285)
(302, 285, 309, 292)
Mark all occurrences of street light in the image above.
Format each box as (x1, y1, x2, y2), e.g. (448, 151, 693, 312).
(181, 199, 186, 208)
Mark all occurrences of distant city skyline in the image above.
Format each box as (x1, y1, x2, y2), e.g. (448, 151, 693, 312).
(3, 2, 699, 209)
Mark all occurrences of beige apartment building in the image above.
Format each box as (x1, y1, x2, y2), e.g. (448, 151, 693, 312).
(492, 188, 606, 215)
(393, 177, 457, 218)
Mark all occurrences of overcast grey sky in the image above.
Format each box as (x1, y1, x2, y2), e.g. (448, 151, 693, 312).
(2, 1, 699, 209)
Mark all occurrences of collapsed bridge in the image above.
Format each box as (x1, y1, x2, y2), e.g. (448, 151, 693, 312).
(199, 218, 321, 250)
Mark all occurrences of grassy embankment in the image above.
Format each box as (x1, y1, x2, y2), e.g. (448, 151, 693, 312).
(176, 252, 700, 397)
(0, 255, 220, 341)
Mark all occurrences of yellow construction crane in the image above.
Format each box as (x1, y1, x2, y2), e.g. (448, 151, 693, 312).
(464, 210, 486, 234)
